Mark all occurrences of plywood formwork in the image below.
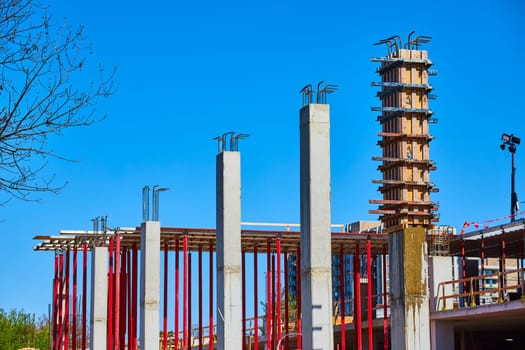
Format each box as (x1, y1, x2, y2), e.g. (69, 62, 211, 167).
(370, 47, 438, 234)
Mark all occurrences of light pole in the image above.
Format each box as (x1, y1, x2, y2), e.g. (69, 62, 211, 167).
(500, 133, 520, 222)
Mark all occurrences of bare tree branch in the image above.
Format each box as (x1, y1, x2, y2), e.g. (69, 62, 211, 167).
(0, 0, 115, 203)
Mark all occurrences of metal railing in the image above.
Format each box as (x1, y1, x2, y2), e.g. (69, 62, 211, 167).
(435, 267, 525, 311)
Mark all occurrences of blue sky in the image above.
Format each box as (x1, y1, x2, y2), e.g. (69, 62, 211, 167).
(1, 0, 524, 320)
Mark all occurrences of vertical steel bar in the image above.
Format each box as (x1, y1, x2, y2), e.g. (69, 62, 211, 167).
(163, 242, 169, 350)
(198, 246, 203, 350)
(127, 249, 132, 350)
(339, 246, 346, 350)
(266, 241, 272, 350)
(276, 237, 282, 349)
(366, 239, 373, 350)
(296, 246, 302, 350)
(73, 247, 78, 350)
(188, 252, 193, 350)
(253, 245, 259, 350)
(461, 237, 466, 306)
(242, 249, 246, 350)
(107, 238, 114, 350)
(82, 242, 88, 350)
(53, 254, 58, 350)
(209, 241, 214, 350)
(114, 235, 121, 350)
(501, 234, 507, 301)
(175, 239, 180, 350)
(355, 243, 362, 350)
(132, 243, 138, 350)
(382, 246, 388, 350)
(64, 250, 70, 350)
(284, 250, 289, 350)
(183, 236, 188, 350)
(58, 253, 64, 350)
(481, 235, 485, 297)
(120, 248, 127, 350)
(271, 253, 276, 350)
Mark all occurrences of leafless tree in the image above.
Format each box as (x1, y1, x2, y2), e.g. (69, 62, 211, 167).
(0, 0, 114, 203)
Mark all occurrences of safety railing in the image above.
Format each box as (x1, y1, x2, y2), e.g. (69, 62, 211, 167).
(435, 267, 525, 311)
(164, 293, 391, 348)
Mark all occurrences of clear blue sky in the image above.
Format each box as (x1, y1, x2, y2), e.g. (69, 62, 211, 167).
(1, 0, 524, 320)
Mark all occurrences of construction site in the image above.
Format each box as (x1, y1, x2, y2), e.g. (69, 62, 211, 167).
(33, 33, 525, 350)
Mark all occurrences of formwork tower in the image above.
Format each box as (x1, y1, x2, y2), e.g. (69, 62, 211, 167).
(369, 33, 439, 233)
(370, 33, 438, 350)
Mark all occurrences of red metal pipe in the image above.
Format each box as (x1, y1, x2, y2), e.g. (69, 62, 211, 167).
(271, 253, 276, 349)
(163, 243, 169, 350)
(366, 239, 373, 349)
(198, 246, 203, 350)
(127, 249, 132, 350)
(382, 246, 388, 350)
(242, 249, 246, 350)
(132, 243, 138, 350)
(57, 253, 64, 350)
(209, 242, 214, 350)
(120, 248, 127, 350)
(339, 246, 346, 350)
(481, 235, 485, 294)
(107, 238, 114, 350)
(284, 250, 289, 350)
(65, 250, 70, 350)
(183, 236, 188, 350)
(175, 239, 180, 350)
(501, 234, 507, 301)
(114, 235, 121, 350)
(72, 247, 78, 350)
(266, 241, 273, 350)
(276, 238, 282, 349)
(188, 252, 193, 350)
(253, 245, 259, 350)
(296, 246, 302, 350)
(461, 237, 466, 306)
(355, 243, 362, 350)
(53, 254, 58, 350)
(82, 242, 88, 350)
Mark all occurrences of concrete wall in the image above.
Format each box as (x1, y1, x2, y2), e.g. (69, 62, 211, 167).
(429, 256, 455, 311)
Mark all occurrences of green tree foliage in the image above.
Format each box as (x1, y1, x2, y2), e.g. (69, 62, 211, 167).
(0, 308, 50, 350)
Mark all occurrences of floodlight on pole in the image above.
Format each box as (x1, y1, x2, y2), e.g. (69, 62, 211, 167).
(500, 133, 520, 222)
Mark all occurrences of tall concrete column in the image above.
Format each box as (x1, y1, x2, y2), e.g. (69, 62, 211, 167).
(140, 221, 160, 350)
(389, 226, 431, 350)
(90, 246, 108, 350)
(300, 103, 334, 350)
(216, 151, 242, 350)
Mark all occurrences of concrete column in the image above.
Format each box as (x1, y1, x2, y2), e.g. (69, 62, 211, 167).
(299, 103, 334, 350)
(216, 151, 242, 350)
(90, 246, 108, 350)
(389, 226, 431, 350)
(140, 221, 160, 350)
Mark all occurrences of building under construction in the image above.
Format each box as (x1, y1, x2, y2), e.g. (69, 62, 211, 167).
(33, 33, 525, 350)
